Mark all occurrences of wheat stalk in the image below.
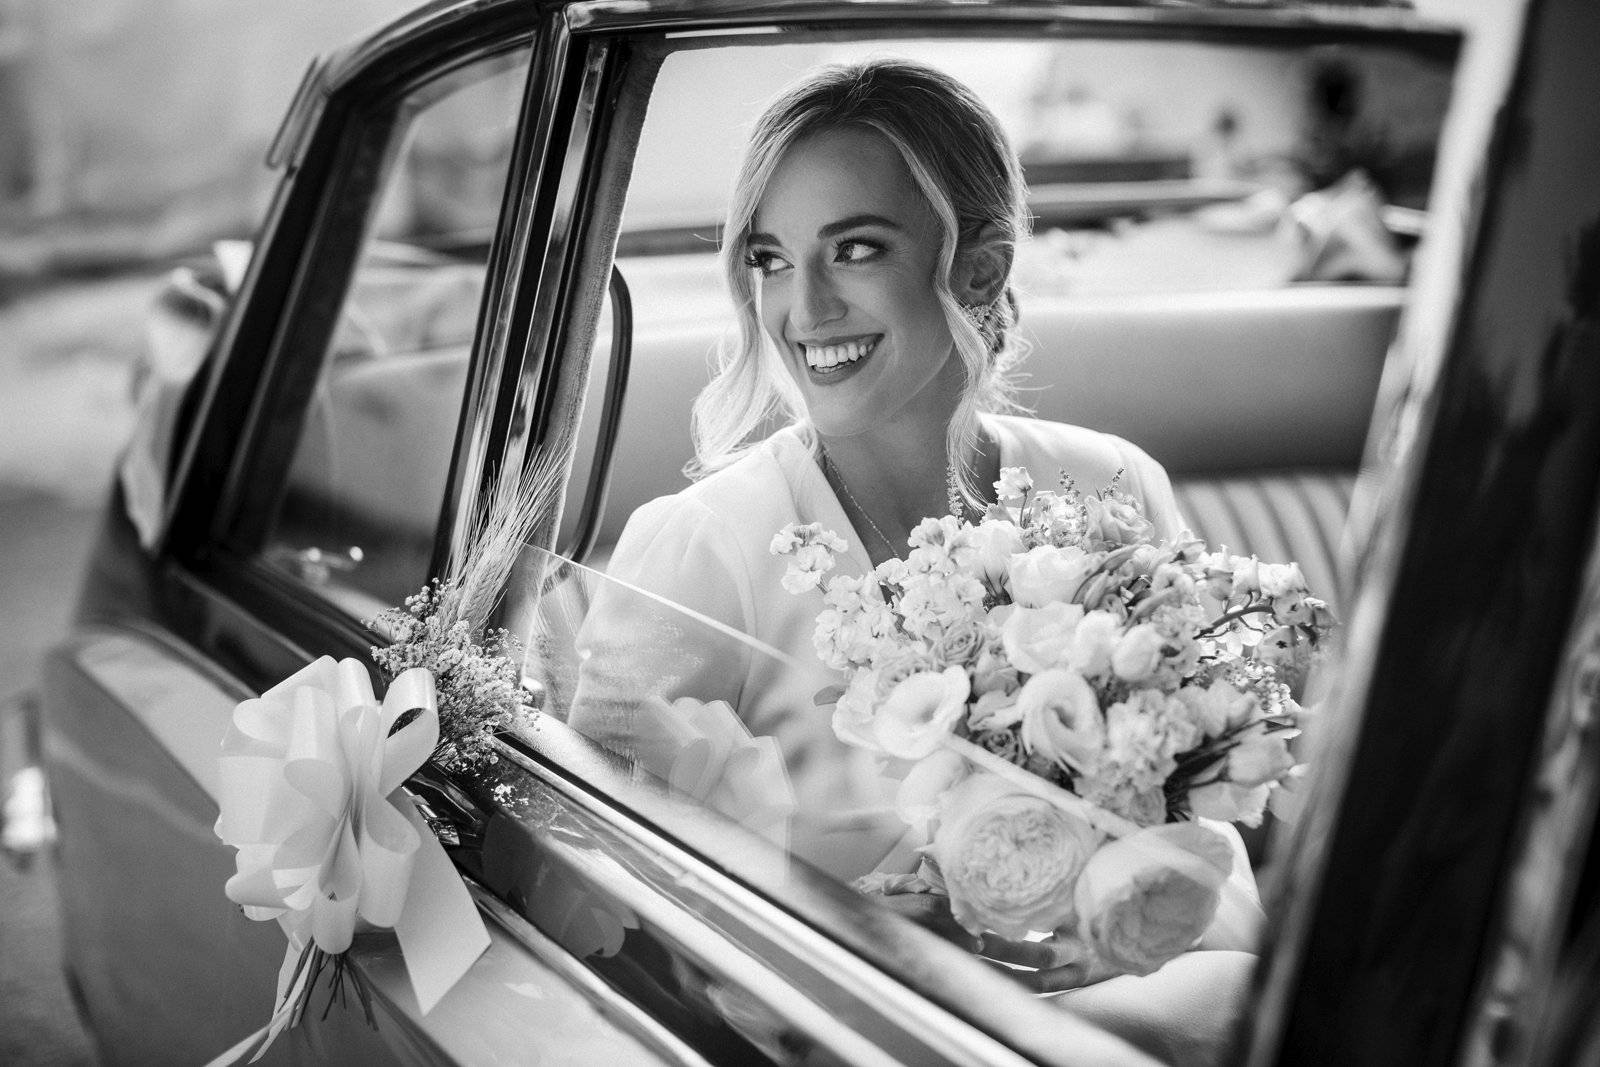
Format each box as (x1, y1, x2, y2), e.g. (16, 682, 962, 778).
(439, 450, 565, 635)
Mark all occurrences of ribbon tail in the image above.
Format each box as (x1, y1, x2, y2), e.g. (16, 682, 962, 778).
(204, 941, 312, 1067)
(393, 799, 489, 1013)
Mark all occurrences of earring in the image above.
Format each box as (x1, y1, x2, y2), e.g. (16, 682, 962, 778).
(960, 299, 1001, 334)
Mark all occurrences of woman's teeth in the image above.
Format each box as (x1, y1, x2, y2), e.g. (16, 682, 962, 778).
(803, 338, 876, 370)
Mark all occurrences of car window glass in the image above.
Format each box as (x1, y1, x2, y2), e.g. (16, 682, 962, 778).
(256, 46, 531, 619)
(507, 27, 1456, 1057)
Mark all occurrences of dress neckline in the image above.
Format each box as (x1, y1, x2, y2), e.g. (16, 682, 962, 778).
(779, 416, 1015, 581)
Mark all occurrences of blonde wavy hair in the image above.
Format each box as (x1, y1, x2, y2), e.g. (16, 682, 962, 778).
(687, 57, 1031, 503)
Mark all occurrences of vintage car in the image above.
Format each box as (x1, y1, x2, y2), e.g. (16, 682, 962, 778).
(33, 0, 1600, 1063)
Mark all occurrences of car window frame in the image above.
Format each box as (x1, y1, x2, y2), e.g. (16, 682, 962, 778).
(480, 5, 1469, 1066)
(161, 12, 549, 663)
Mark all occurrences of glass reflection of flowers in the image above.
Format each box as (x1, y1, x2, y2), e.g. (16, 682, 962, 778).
(773, 466, 1335, 977)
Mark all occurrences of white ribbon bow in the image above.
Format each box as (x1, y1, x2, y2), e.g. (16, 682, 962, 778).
(211, 657, 489, 1062)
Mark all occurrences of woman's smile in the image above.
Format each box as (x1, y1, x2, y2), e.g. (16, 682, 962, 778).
(800, 335, 881, 378)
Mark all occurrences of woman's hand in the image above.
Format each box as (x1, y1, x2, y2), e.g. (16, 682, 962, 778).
(870, 890, 1117, 993)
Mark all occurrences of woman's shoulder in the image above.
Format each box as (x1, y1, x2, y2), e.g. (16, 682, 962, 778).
(618, 426, 810, 552)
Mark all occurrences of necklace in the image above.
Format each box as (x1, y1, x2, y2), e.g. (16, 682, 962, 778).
(819, 444, 963, 560)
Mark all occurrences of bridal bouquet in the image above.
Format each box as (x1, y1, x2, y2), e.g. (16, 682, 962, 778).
(772, 467, 1334, 976)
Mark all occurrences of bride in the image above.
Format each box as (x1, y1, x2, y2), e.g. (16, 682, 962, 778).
(570, 57, 1257, 1060)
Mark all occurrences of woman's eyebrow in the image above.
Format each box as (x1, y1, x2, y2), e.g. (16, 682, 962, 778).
(746, 230, 782, 247)
(818, 213, 902, 238)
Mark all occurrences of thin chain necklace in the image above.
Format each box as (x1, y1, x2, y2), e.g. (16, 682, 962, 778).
(819, 443, 964, 560)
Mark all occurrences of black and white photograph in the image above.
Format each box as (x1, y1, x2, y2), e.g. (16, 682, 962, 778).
(4, 1, 1597, 1064)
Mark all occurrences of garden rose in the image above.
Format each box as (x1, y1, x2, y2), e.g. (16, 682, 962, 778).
(930, 774, 1100, 938)
(1008, 545, 1097, 608)
(1074, 822, 1234, 975)
(873, 666, 970, 759)
(1083, 493, 1154, 550)
(1016, 668, 1103, 774)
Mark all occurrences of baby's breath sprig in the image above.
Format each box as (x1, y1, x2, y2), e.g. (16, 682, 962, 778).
(367, 451, 562, 771)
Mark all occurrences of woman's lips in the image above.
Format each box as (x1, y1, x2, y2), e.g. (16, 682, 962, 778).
(800, 336, 880, 381)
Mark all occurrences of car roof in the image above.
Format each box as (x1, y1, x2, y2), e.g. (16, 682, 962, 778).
(318, 0, 1425, 92)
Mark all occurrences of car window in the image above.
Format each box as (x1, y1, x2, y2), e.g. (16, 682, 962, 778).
(254, 45, 532, 618)
(499, 23, 1457, 1061)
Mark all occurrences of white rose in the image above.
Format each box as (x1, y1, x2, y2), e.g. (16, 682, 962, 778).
(1008, 545, 1097, 608)
(1110, 622, 1167, 682)
(931, 773, 1100, 938)
(1001, 602, 1085, 675)
(1177, 680, 1259, 736)
(1188, 780, 1272, 827)
(1015, 668, 1103, 775)
(1074, 822, 1234, 976)
(1226, 728, 1297, 788)
(873, 667, 970, 759)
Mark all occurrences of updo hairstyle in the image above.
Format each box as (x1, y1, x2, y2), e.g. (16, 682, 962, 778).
(688, 57, 1031, 502)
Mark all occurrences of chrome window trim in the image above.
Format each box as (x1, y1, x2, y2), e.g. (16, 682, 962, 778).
(565, 0, 1458, 41)
(492, 729, 1150, 1067)
(445, 11, 583, 562)
(468, 879, 715, 1067)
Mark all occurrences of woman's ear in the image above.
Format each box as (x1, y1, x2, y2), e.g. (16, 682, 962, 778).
(953, 224, 1012, 305)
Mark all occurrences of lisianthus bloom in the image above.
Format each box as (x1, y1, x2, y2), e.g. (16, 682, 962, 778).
(968, 518, 1024, 590)
(1015, 668, 1103, 775)
(1067, 610, 1121, 678)
(1074, 822, 1235, 976)
(873, 666, 970, 759)
(896, 748, 969, 832)
(1111, 621, 1167, 682)
(1001, 601, 1086, 674)
(930, 773, 1100, 938)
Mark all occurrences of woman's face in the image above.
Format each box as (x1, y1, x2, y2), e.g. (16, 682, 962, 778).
(746, 126, 960, 439)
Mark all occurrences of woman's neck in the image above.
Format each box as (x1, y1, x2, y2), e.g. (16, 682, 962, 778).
(816, 412, 999, 565)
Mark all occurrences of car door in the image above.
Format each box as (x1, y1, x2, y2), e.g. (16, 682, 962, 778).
(40, 9, 705, 1065)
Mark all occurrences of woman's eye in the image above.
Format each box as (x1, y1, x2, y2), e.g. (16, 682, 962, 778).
(834, 239, 882, 264)
(743, 249, 789, 277)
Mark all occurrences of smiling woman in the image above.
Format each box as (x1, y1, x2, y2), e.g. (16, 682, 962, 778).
(559, 57, 1260, 1058)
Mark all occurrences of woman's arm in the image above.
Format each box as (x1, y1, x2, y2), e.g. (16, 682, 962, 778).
(1055, 950, 1256, 1067)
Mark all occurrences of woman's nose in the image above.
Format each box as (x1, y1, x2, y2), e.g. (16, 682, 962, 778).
(791, 265, 846, 333)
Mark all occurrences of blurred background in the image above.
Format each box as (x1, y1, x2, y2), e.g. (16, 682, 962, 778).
(0, 0, 1495, 1062)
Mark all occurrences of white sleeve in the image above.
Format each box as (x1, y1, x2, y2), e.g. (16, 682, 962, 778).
(1110, 434, 1188, 543)
(568, 494, 756, 757)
